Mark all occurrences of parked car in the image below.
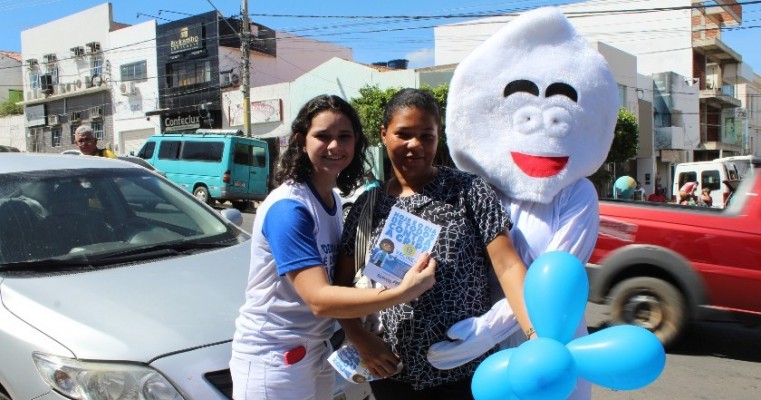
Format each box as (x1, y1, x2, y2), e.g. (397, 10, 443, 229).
(0, 154, 370, 400)
(0, 145, 20, 153)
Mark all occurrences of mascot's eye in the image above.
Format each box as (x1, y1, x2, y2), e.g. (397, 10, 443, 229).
(545, 82, 578, 103)
(504, 80, 539, 97)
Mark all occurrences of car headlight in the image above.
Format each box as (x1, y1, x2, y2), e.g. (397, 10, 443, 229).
(32, 352, 184, 400)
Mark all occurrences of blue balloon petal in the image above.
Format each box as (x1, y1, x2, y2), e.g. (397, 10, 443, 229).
(472, 349, 518, 400)
(507, 338, 578, 400)
(567, 325, 666, 390)
(524, 251, 589, 344)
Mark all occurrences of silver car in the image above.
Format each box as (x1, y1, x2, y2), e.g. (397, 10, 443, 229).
(0, 154, 371, 400)
(0, 154, 252, 399)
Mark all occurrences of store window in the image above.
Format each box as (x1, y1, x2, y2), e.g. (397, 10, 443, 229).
(166, 60, 211, 88)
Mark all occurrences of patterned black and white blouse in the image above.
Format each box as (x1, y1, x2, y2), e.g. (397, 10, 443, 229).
(341, 166, 512, 390)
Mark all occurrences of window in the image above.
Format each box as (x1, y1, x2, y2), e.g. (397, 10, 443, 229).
(91, 121, 104, 140)
(181, 141, 223, 162)
(158, 141, 181, 160)
(234, 144, 266, 167)
(677, 172, 697, 190)
(49, 63, 59, 85)
(51, 127, 62, 147)
(701, 170, 721, 191)
(30, 71, 41, 89)
(91, 57, 103, 78)
(70, 124, 79, 145)
(30, 128, 44, 152)
(121, 61, 148, 82)
(617, 84, 626, 109)
(137, 141, 155, 160)
(166, 60, 211, 88)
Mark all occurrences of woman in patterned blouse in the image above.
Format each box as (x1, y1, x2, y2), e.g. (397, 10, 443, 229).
(337, 88, 535, 399)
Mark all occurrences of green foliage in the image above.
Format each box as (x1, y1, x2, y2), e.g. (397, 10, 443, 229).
(589, 108, 640, 196)
(350, 85, 398, 146)
(607, 108, 639, 164)
(0, 98, 23, 117)
(350, 84, 454, 167)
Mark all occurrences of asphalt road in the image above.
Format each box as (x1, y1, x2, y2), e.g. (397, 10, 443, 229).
(235, 206, 761, 400)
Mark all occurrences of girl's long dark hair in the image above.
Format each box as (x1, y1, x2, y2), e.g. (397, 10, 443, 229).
(275, 95, 369, 196)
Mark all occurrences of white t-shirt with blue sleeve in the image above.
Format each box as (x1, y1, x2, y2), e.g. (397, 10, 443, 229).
(232, 180, 342, 356)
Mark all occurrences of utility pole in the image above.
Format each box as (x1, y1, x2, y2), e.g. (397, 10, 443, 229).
(241, 0, 251, 137)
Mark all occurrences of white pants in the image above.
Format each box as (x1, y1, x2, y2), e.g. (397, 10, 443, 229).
(230, 341, 335, 400)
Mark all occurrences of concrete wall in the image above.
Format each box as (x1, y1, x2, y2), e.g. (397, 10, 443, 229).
(0, 115, 26, 150)
(248, 32, 353, 87)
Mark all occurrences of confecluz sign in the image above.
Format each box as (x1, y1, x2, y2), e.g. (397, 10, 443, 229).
(170, 25, 203, 54)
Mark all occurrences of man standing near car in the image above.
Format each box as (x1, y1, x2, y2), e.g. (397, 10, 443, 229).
(74, 125, 116, 158)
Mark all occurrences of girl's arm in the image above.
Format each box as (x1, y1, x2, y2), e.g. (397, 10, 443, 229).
(287, 253, 436, 318)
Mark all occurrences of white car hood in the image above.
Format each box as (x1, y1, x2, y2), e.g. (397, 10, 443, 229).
(0, 242, 250, 361)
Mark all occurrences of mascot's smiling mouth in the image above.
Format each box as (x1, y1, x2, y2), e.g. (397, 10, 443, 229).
(510, 152, 569, 178)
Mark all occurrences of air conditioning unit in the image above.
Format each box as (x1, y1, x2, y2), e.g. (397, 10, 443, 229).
(71, 46, 85, 58)
(43, 53, 57, 63)
(26, 58, 38, 69)
(58, 83, 67, 94)
(90, 106, 102, 119)
(85, 76, 91, 88)
(48, 114, 60, 126)
(705, 80, 714, 90)
(85, 41, 101, 54)
(69, 111, 81, 122)
(119, 81, 137, 96)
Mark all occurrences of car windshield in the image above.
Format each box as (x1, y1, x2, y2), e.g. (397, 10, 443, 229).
(0, 167, 248, 269)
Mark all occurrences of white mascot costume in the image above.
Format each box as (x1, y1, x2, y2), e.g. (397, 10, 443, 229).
(427, 7, 618, 399)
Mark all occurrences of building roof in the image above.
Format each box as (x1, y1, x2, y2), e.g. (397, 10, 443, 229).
(0, 51, 22, 62)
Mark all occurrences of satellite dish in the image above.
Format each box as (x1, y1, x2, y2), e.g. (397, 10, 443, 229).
(231, 74, 240, 85)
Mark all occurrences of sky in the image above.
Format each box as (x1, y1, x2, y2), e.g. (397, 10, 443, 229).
(0, 0, 760, 71)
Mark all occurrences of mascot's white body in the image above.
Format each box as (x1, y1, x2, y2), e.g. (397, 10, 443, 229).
(427, 7, 618, 399)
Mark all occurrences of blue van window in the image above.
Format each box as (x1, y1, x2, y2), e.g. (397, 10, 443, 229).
(253, 146, 266, 167)
(233, 143, 266, 167)
(158, 141, 181, 160)
(138, 141, 155, 159)
(181, 141, 224, 162)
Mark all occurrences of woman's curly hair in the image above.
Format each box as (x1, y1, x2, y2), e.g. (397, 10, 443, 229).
(274, 95, 369, 196)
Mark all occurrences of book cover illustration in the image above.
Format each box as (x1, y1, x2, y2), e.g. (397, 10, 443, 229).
(363, 206, 441, 288)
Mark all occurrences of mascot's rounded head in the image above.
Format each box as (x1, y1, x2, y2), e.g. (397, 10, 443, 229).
(446, 7, 618, 203)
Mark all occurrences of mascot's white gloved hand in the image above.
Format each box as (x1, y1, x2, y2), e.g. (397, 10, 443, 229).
(427, 298, 520, 370)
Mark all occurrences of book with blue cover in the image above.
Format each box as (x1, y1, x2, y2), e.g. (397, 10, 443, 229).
(362, 206, 440, 288)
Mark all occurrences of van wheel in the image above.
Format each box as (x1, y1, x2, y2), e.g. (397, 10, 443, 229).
(193, 186, 214, 206)
(608, 277, 686, 348)
(232, 200, 250, 212)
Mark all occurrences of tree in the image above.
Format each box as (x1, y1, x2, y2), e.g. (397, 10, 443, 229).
(589, 108, 640, 195)
(0, 99, 23, 117)
(350, 84, 453, 166)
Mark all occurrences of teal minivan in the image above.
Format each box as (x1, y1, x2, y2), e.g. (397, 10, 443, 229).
(136, 130, 269, 210)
